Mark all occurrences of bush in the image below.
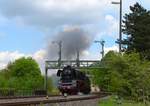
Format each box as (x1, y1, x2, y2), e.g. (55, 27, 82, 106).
(0, 57, 45, 90)
(92, 51, 150, 100)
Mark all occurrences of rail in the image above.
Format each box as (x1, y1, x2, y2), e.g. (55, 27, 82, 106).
(0, 92, 109, 106)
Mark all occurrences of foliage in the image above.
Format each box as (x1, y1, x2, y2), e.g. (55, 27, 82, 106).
(122, 2, 150, 60)
(47, 76, 54, 93)
(0, 57, 44, 90)
(0, 72, 8, 87)
(99, 96, 150, 106)
(92, 51, 150, 100)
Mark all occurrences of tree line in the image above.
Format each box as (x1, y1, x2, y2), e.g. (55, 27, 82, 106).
(92, 2, 150, 101)
(92, 51, 150, 101)
(122, 2, 150, 60)
(0, 57, 53, 92)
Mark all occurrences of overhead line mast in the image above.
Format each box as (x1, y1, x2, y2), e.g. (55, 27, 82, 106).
(112, 0, 122, 52)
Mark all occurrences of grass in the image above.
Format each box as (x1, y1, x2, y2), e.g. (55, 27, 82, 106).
(99, 96, 150, 106)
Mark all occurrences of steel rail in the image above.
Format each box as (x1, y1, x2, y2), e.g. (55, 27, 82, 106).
(0, 94, 60, 99)
(0, 92, 109, 106)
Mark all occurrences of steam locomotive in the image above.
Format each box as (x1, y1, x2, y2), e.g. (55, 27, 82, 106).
(57, 65, 91, 95)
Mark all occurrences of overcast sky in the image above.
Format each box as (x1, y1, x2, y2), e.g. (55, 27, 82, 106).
(0, 0, 149, 74)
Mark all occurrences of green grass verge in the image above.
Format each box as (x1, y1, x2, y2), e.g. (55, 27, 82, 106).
(99, 96, 149, 106)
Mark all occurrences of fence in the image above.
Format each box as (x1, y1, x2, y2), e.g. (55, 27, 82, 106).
(0, 88, 47, 97)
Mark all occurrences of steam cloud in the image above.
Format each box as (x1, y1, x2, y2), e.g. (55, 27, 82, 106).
(45, 26, 94, 60)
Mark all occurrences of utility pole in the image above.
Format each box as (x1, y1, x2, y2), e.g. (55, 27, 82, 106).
(101, 40, 105, 58)
(45, 66, 48, 92)
(52, 41, 62, 68)
(112, 0, 122, 52)
(95, 40, 105, 58)
(45, 41, 62, 92)
(58, 41, 62, 68)
(76, 49, 80, 67)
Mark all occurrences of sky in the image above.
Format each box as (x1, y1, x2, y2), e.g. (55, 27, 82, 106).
(0, 0, 149, 74)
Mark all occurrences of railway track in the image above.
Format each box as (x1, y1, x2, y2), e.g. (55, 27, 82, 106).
(0, 92, 109, 106)
(0, 94, 60, 99)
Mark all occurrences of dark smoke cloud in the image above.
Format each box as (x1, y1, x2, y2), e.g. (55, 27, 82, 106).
(45, 26, 94, 60)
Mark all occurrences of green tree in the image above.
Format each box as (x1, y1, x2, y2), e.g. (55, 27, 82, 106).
(122, 2, 150, 60)
(92, 51, 150, 100)
(6, 57, 44, 90)
(0, 72, 7, 88)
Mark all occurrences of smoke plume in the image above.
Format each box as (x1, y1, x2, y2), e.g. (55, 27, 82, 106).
(45, 26, 94, 60)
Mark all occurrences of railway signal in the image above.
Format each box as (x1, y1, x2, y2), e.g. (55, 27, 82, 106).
(94, 40, 105, 58)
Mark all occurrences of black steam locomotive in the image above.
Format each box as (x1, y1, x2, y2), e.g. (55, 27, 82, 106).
(57, 65, 91, 95)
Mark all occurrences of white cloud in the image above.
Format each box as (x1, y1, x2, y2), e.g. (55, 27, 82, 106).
(0, 0, 110, 28)
(0, 0, 146, 36)
(105, 15, 114, 21)
(0, 50, 46, 73)
(104, 45, 119, 54)
(80, 45, 119, 60)
(0, 0, 141, 40)
(0, 44, 118, 75)
(105, 15, 119, 38)
(32, 49, 47, 74)
(0, 45, 117, 66)
(94, 14, 119, 40)
(81, 50, 100, 60)
(0, 51, 27, 69)
(33, 49, 46, 61)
